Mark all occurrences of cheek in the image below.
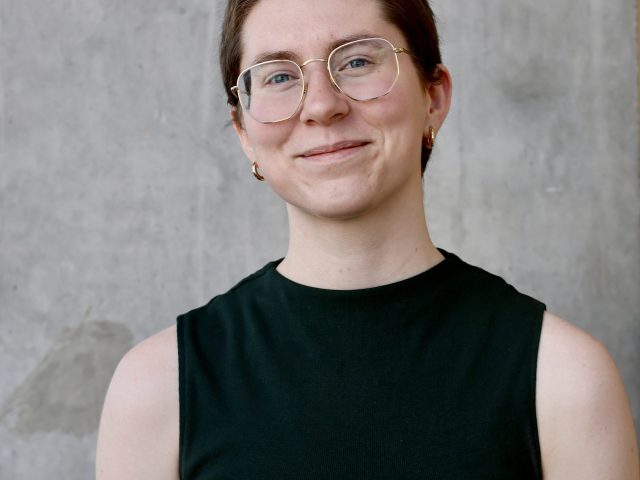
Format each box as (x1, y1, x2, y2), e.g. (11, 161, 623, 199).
(244, 122, 291, 165)
(363, 88, 427, 158)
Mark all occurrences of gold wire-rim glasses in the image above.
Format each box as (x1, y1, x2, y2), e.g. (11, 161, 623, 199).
(230, 37, 411, 124)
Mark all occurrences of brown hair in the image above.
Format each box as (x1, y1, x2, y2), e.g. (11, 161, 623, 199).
(219, 0, 443, 174)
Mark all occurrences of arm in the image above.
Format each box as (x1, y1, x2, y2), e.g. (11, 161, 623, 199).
(96, 325, 179, 480)
(537, 311, 640, 479)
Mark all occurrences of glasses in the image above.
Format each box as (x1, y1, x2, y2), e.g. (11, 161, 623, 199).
(231, 37, 410, 124)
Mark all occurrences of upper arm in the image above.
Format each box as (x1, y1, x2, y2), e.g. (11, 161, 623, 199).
(96, 324, 180, 480)
(537, 311, 640, 480)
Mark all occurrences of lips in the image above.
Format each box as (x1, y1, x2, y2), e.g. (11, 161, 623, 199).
(299, 140, 369, 158)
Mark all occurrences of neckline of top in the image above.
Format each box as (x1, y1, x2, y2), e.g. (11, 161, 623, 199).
(265, 247, 460, 297)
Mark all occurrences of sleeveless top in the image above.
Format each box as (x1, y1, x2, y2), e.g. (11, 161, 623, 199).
(177, 249, 546, 479)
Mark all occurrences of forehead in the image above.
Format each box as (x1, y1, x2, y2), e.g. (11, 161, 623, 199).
(240, 0, 402, 67)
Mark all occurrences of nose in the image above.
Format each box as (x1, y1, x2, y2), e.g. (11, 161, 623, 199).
(298, 60, 349, 125)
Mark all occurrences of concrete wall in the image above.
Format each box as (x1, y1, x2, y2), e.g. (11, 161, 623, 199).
(1, 0, 638, 477)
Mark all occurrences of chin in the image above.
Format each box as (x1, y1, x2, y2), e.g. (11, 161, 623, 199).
(274, 167, 404, 221)
(288, 190, 382, 222)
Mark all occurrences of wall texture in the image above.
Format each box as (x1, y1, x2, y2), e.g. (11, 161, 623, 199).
(0, 0, 638, 477)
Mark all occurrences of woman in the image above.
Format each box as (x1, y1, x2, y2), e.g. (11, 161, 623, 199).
(96, 0, 640, 478)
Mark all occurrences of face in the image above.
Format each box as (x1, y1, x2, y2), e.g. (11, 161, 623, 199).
(234, 0, 450, 221)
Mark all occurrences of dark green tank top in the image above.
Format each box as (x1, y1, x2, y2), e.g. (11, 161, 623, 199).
(177, 249, 546, 479)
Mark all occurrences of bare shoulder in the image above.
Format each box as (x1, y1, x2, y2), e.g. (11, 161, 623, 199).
(536, 311, 640, 479)
(96, 324, 179, 480)
(103, 324, 179, 414)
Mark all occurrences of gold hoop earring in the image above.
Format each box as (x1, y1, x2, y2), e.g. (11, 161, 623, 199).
(424, 126, 436, 150)
(252, 162, 265, 181)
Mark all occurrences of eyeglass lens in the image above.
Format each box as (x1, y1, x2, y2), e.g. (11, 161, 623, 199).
(236, 38, 400, 123)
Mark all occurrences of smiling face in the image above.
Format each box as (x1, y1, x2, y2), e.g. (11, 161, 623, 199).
(234, 0, 450, 221)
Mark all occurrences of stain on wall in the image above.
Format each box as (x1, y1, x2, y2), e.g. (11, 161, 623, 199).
(1, 321, 133, 437)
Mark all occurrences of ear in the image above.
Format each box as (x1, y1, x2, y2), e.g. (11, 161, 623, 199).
(423, 64, 453, 138)
(231, 107, 257, 164)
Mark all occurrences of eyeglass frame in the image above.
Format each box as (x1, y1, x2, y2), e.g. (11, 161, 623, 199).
(230, 37, 411, 124)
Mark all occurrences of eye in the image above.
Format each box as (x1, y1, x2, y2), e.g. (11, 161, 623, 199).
(345, 58, 370, 69)
(334, 55, 377, 78)
(267, 73, 293, 85)
(258, 66, 301, 89)
(335, 55, 378, 75)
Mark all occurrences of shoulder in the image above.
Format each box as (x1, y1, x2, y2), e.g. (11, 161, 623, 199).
(108, 324, 178, 409)
(96, 324, 179, 480)
(536, 311, 640, 479)
(443, 251, 538, 304)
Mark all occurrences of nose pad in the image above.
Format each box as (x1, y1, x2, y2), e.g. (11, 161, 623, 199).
(328, 77, 342, 94)
(301, 81, 338, 97)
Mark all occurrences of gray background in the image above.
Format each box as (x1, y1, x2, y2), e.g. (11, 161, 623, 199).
(1, 0, 638, 477)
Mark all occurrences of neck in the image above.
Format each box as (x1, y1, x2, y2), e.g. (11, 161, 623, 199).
(277, 183, 444, 290)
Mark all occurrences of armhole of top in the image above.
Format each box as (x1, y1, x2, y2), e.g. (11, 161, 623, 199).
(176, 314, 186, 480)
(528, 303, 546, 480)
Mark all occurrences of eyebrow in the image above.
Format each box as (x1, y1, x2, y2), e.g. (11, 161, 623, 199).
(247, 32, 378, 66)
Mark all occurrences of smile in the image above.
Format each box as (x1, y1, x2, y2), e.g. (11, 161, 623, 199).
(299, 140, 370, 161)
